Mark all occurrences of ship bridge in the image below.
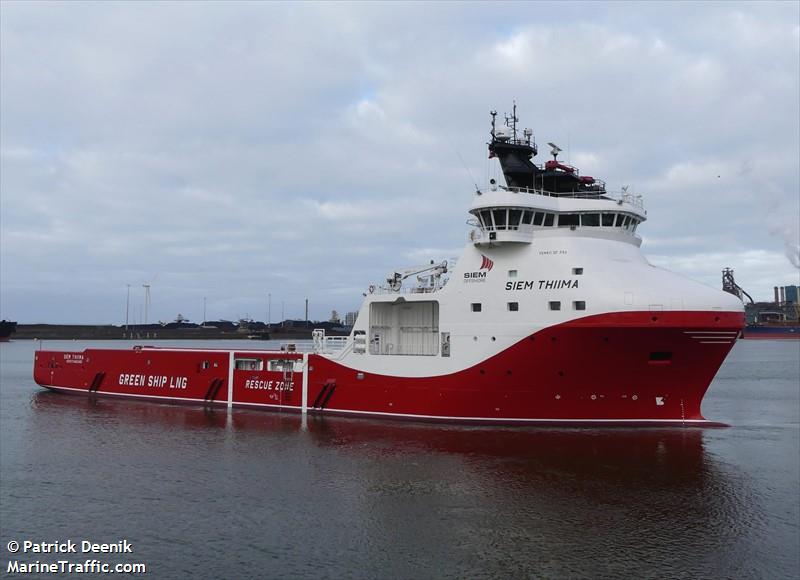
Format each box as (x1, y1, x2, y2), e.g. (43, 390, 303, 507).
(468, 185, 646, 245)
(472, 104, 646, 245)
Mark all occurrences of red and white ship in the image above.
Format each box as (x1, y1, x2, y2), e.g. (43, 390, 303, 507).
(34, 107, 745, 425)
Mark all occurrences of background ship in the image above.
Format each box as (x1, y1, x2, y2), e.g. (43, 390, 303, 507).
(0, 320, 17, 342)
(722, 269, 799, 339)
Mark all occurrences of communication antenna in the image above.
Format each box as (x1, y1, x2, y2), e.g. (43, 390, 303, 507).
(456, 148, 479, 193)
(523, 128, 532, 146)
(504, 100, 519, 141)
(446, 134, 480, 193)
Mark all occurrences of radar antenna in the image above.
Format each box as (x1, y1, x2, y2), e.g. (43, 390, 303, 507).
(547, 142, 562, 161)
(490, 110, 497, 139)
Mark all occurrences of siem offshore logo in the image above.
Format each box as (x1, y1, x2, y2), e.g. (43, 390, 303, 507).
(464, 254, 493, 282)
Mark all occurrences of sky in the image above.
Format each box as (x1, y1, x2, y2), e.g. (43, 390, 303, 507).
(1, 1, 798, 325)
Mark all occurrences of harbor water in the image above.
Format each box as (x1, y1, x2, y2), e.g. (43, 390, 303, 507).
(1, 339, 798, 579)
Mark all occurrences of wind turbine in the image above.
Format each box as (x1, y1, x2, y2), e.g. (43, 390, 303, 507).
(142, 285, 151, 324)
(125, 284, 131, 329)
(142, 273, 158, 325)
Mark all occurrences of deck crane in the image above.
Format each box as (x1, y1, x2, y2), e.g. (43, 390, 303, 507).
(722, 268, 754, 304)
(386, 260, 449, 292)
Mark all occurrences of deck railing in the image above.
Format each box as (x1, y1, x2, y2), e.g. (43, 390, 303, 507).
(491, 186, 644, 209)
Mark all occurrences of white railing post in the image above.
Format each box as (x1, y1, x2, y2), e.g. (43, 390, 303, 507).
(301, 353, 308, 414)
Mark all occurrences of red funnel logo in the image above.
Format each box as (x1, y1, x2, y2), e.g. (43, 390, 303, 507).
(480, 255, 494, 271)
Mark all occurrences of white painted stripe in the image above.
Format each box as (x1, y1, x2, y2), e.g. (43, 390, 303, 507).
(227, 352, 234, 408)
(310, 406, 712, 424)
(683, 331, 739, 335)
(301, 353, 309, 414)
(42, 384, 211, 404)
(699, 340, 734, 344)
(232, 401, 301, 411)
(39, 384, 710, 424)
(137, 347, 301, 355)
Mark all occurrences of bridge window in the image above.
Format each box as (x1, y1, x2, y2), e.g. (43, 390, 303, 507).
(543, 213, 555, 226)
(522, 210, 533, 225)
(615, 214, 625, 227)
(508, 209, 522, 229)
(558, 214, 580, 227)
(493, 209, 507, 230)
(602, 213, 615, 226)
(533, 212, 544, 226)
(581, 213, 600, 227)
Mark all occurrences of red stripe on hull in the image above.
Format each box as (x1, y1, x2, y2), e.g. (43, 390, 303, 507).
(33, 311, 743, 425)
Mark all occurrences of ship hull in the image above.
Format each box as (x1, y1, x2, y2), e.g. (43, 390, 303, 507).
(742, 325, 800, 340)
(34, 311, 742, 425)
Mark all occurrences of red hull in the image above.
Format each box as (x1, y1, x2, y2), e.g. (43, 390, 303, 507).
(33, 311, 743, 425)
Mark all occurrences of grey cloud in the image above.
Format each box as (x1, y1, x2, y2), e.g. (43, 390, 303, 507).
(1, 1, 798, 323)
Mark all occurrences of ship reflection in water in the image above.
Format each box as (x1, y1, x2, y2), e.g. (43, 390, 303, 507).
(25, 391, 765, 578)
